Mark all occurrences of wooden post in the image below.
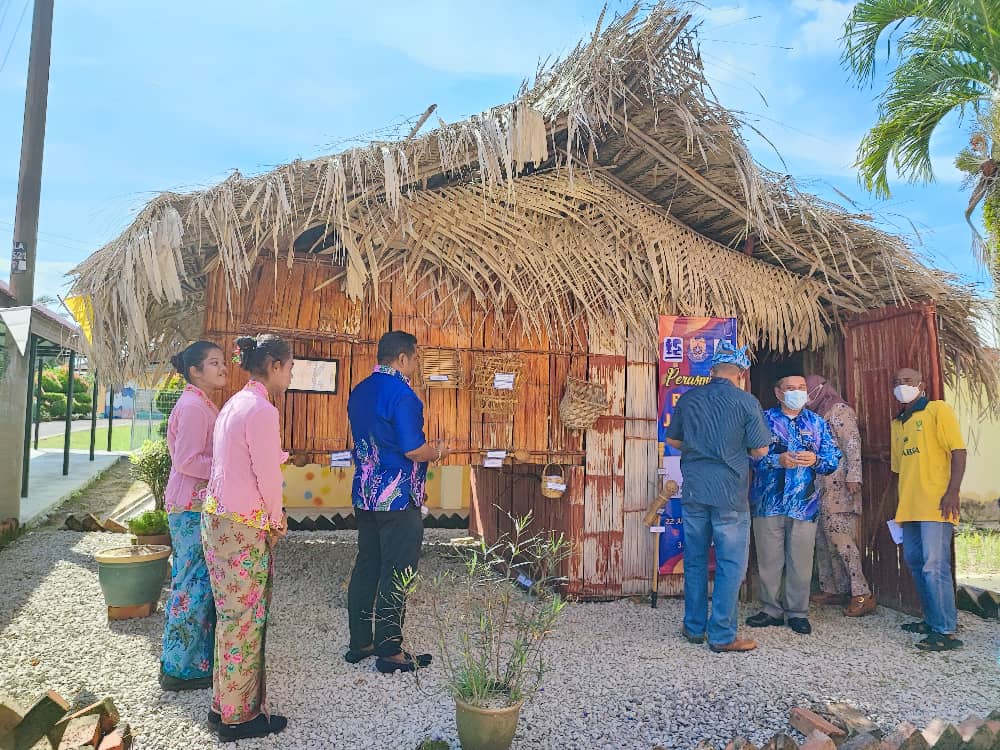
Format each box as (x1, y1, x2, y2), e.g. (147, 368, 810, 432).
(19, 335, 37, 499)
(33, 353, 43, 448)
(89, 377, 98, 461)
(107, 388, 114, 452)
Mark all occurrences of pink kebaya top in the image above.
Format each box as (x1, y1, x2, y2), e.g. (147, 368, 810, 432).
(164, 385, 219, 513)
(204, 380, 288, 530)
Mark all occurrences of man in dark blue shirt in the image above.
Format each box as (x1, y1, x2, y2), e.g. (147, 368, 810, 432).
(346, 331, 450, 673)
(665, 342, 771, 653)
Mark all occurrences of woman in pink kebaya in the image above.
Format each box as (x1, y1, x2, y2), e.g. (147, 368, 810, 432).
(202, 334, 293, 743)
(161, 341, 227, 695)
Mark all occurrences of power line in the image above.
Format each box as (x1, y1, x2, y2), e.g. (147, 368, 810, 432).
(0, 0, 30, 75)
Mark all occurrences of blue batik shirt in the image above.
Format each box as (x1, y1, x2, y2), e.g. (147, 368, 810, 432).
(750, 407, 841, 521)
(348, 365, 428, 511)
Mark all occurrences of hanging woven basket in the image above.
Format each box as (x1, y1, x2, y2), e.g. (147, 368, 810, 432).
(420, 348, 463, 389)
(472, 353, 523, 414)
(558, 376, 608, 430)
(540, 463, 567, 499)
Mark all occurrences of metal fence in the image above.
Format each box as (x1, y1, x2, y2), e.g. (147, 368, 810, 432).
(128, 388, 181, 450)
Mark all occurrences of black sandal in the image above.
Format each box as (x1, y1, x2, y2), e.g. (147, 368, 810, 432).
(344, 645, 376, 664)
(375, 652, 433, 674)
(901, 620, 931, 634)
(916, 632, 963, 651)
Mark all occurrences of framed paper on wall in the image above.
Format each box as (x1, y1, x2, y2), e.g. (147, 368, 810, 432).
(288, 358, 339, 394)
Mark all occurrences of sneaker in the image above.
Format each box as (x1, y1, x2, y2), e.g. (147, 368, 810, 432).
(788, 617, 812, 635)
(844, 595, 877, 617)
(218, 714, 288, 743)
(901, 620, 931, 634)
(745, 611, 784, 628)
(709, 637, 758, 653)
(681, 627, 706, 644)
(916, 632, 963, 651)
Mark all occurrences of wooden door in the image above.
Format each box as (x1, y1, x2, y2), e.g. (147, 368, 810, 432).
(842, 303, 944, 614)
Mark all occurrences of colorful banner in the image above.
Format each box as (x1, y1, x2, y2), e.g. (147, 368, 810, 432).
(656, 316, 738, 573)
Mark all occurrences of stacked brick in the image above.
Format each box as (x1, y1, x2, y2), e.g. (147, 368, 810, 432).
(0, 692, 132, 750)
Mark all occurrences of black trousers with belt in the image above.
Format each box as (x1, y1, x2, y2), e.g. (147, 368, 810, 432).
(347, 505, 424, 657)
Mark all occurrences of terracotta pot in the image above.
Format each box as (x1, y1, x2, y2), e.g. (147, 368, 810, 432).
(95, 544, 171, 609)
(455, 697, 523, 750)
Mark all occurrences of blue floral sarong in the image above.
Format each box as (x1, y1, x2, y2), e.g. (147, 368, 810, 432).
(161, 511, 216, 680)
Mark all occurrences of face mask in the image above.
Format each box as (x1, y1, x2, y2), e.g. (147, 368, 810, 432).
(893, 384, 921, 404)
(782, 390, 808, 411)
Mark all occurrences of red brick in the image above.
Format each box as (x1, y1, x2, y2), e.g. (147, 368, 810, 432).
(57, 715, 102, 750)
(97, 724, 132, 750)
(791, 709, 848, 741)
(922, 720, 963, 750)
(801, 731, 837, 750)
(725, 738, 759, 750)
(50, 698, 119, 745)
(101, 519, 129, 534)
(0, 696, 24, 735)
(13, 690, 70, 750)
(762, 733, 798, 750)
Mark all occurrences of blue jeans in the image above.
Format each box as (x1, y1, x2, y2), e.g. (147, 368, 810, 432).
(682, 502, 751, 646)
(901, 521, 957, 635)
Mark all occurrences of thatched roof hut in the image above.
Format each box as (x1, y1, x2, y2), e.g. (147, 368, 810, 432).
(69, 3, 997, 600)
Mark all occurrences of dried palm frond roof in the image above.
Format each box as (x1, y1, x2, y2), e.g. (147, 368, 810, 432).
(70, 1, 998, 404)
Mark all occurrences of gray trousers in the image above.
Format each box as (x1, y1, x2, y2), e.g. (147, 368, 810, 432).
(753, 515, 818, 619)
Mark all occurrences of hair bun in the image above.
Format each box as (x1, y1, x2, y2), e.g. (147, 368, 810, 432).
(235, 336, 258, 352)
(169, 353, 185, 374)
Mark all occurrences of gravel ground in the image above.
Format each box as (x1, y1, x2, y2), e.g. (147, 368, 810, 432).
(1, 527, 998, 750)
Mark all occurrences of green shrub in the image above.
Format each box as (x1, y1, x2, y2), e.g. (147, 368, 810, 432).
(129, 439, 172, 511)
(43, 393, 67, 420)
(40, 370, 63, 393)
(127, 509, 169, 536)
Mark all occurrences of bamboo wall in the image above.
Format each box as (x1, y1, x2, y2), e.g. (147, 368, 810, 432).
(201, 254, 665, 597)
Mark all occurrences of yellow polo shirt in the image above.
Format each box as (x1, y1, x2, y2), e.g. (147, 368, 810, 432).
(890, 400, 964, 525)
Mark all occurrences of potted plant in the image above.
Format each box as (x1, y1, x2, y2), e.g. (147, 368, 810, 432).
(95, 543, 171, 617)
(127, 509, 171, 547)
(400, 514, 571, 750)
(129, 438, 172, 512)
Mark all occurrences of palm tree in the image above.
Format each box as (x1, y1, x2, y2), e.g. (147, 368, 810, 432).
(842, 0, 1000, 261)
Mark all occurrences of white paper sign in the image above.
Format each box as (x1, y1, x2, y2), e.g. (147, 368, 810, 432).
(493, 372, 516, 390)
(428, 375, 450, 382)
(485, 450, 507, 459)
(483, 457, 504, 468)
(649, 526, 666, 533)
(886, 520, 904, 545)
(330, 450, 353, 468)
(545, 481, 567, 492)
(516, 573, 533, 588)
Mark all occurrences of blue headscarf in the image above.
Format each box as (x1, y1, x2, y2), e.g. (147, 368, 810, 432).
(712, 341, 751, 370)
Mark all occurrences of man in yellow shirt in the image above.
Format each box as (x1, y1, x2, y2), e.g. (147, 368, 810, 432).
(889, 368, 966, 651)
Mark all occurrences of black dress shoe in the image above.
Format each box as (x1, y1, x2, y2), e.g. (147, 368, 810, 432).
(375, 652, 433, 673)
(218, 714, 288, 743)
(745, 611, 784, 628)
(344, 645, 376, 664)
(208, 710, 221, 725)
(788, 617, 812, 635)
(159, 670, 212, 692)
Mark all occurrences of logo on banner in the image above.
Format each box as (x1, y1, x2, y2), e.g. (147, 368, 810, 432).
(688, 337, 709, 363)
(663, 336, 684, 363)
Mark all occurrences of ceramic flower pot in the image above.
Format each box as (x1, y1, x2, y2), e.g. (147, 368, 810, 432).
(95, 544, 171, 609)
(454, 697, 523, 750)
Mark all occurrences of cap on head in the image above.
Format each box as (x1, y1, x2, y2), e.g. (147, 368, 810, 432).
(711, 341, 751, 371)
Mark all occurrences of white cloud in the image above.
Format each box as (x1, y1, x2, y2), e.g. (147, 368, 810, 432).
(790, 0, 853, 57)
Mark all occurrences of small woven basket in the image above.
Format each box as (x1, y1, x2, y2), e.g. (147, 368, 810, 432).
(558, 376, 608, 430)
(472, 353, 523, 414)
(540, 464, 567, 499)
(420, 348, 463, 389)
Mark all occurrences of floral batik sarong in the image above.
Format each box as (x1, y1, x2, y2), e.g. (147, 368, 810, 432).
(161, 511, 216, 680)
(201, 512, 273, 724)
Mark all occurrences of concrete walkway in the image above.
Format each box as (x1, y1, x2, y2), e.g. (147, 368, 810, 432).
(19, 449, 125, 525)
(34, 419, 96, 440)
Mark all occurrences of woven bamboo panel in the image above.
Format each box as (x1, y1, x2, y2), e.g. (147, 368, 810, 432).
(558, 376, 608, 430)
(472, 353, 524, 415)
(419, 348, 463, 389)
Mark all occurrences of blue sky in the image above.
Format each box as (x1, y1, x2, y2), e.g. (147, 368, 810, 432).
(0, 0, 989, 304)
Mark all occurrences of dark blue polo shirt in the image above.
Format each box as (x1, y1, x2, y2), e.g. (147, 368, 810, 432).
(664, 378, 771, 511)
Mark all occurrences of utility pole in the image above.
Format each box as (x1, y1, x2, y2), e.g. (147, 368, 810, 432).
(0, 0, 56, 521)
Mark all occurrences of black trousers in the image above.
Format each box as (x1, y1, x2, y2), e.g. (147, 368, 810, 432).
(347, 505, 424, 656)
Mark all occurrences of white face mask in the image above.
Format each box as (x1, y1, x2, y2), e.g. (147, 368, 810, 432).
(782, 390, 808, 411)
(893, 384, 921, 404)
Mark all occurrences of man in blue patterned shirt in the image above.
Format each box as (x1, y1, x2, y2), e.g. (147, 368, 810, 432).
(346, 331, 450, 673)
(747, 372, 841, 635)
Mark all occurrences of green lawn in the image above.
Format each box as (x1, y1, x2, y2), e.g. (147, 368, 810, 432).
(37, 427, 134, 452)
(956, 529, 1000, 577)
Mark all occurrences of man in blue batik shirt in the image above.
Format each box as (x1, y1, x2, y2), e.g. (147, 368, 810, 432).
(747, 371, 841, 635)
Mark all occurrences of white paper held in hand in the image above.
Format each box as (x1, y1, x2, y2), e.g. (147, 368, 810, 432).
(886, 519, 904, 545)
